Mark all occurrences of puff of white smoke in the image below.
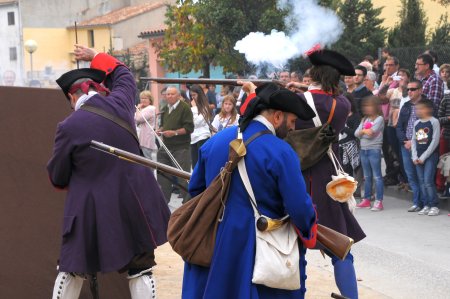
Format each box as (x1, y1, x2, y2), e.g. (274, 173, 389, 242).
(234, 0, 344, 66)
(234, 30, 298, 68)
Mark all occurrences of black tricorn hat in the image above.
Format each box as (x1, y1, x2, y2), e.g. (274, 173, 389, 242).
(308, 49, 355, 76)
(256, 83, 316, 120)
(56, 68, 106, 100)
(240, 83, 316, 131)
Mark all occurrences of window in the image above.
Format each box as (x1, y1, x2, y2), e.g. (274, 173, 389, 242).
(7, 12, 15, 26)
(9, 47, 17, 61)
(87, 30, 95, 47)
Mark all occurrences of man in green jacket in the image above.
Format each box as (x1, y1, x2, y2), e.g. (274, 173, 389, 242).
(157, 86, 194, 203)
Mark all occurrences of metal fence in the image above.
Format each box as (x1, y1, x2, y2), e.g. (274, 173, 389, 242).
(385, 44, 450, 74)
(288, 44, 450, 77)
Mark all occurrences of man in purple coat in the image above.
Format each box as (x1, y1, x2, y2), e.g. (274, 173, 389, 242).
(47, 45, 170, 299)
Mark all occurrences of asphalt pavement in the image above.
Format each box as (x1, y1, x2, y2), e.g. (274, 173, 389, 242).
(168, 185, 450, 298)
(307, 186, 450, 299)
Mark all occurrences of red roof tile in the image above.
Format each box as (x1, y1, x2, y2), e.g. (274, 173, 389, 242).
(76, 1, 166, 27)
(138, 25, 167, 38)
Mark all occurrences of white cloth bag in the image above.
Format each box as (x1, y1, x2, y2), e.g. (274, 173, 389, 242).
(238, 157, 301, 290)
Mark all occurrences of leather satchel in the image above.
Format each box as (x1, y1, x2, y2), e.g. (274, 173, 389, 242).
(167, 129, 271, 267)
(285, 92, 337, 170)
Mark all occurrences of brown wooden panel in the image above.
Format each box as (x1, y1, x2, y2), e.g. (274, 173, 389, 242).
(0, 86, 130, 298)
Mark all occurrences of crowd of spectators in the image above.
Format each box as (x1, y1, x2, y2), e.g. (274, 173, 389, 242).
(134, 49, 450, 216)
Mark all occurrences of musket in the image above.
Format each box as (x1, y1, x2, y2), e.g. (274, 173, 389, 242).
(140, 77, 309, 91)
(90, 140, 353, 260)
(91, 141, 191, 181)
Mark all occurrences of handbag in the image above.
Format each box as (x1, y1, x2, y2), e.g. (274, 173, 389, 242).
(284, 92, 337, 170)
(167, 129, 272, 267)
(237, 148, 301, 290)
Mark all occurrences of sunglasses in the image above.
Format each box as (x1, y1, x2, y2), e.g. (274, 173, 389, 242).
(407, 88, 420, 91)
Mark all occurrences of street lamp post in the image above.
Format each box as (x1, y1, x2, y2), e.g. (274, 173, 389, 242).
(24, 39, 38, 82)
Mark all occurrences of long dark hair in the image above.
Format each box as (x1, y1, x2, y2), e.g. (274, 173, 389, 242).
(189, 84, 212, 123)
(309, 65, 341, 95)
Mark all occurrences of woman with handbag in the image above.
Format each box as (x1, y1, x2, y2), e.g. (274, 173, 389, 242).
(182, 83, 318, 299)
(287, 48, 366, 299)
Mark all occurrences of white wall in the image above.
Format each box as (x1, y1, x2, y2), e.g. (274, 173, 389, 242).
(19, 0, 126, 27)
(112, 4, 168, 50)
(0, 3, 24, 86)
(19, 0, 167, 28)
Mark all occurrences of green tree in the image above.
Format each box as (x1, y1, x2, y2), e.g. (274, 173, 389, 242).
(318, 0, 341, 10)
(154, 1, 215, 77)
(332, 0, 386, 63)
(155, 0, 287, 77)
(387, 0, 428, 48)
(428, 13, 450, 46)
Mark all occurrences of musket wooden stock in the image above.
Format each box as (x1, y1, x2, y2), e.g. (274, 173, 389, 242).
(317, 224, 353, 260)
(91, 140, 353, 260)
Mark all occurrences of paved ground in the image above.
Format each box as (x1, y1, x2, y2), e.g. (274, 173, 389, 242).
(154, 243, 388, 299)
(160, 188, 450, 298)
(349, 186, 450, 299)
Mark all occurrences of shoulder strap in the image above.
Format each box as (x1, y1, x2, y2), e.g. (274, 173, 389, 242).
(304, 92, 337, 126)
(244, 129, 272, 146)
(326, 99, 337, 124)
(80, 104, 139, 145)
(236, 129, 273, 217)
(304, 92, 321, 127)
(238, 157, 260, 217)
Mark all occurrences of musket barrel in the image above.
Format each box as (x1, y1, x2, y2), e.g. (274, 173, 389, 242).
(139, 77, 286, 87)
(90, 141, 191, 181)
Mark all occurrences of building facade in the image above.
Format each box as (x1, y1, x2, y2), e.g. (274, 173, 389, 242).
(19, 0, 171, 87)
(0, 0, 24, 86)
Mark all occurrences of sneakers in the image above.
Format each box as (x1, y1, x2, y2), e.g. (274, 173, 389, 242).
(408, 205, 421, 212)
(428, 207, 440, 216)
(370, 200, 384, 211)
(418, 206, 430, 215)
(356, 199, 371, 208)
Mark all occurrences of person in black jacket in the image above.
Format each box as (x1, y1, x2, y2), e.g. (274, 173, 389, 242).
(339, 94, 361, 175)
(339, 94, 363, 198)
(352, 65, 373, 115)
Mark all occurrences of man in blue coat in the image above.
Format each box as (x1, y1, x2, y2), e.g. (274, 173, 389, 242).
(182, 83, 318, 299)
(47, 45, 170, 299)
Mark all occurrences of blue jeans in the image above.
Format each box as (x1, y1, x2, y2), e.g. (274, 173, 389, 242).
(415, 152, 439, 208)
(360, 149, 384, 200)
(401, 146, 423, 207)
